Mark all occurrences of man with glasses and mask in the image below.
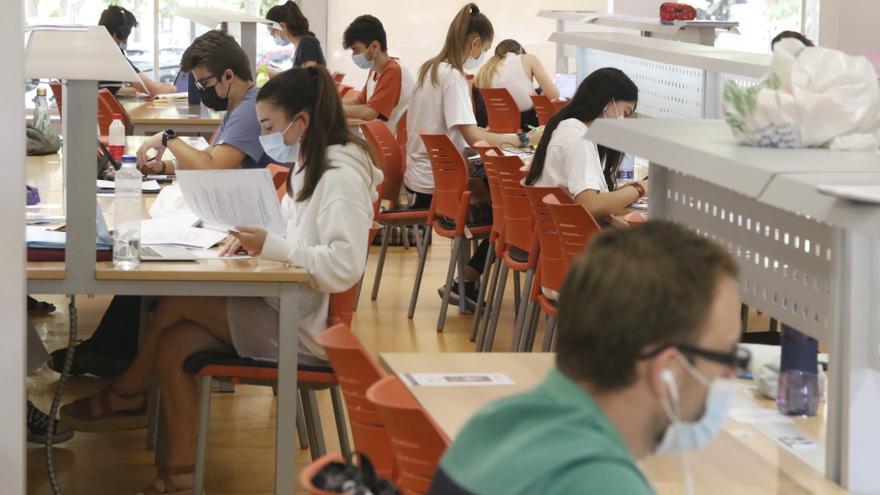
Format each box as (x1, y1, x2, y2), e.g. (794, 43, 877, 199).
(136, 30, 271, 173)
(429, 220, 748, 495)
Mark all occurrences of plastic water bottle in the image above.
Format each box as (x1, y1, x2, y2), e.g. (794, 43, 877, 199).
(113, 155, 142, 270)
(108, 113, 126, 162)
(618, 153, 635, 183)
(33, 87, 51, 136)
(777, 324, 820, 416)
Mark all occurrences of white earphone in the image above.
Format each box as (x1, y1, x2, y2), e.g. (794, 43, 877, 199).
(661, 368, 680, 403)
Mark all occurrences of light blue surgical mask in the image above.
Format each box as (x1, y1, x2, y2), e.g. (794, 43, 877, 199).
(656, 356, 735, 454)
(352, 52, 374, 70)
(463, 48, 486, 70)
(259, 119, 300, 164)
(273, 35, 291, 47)
(120, 41, 128, 52)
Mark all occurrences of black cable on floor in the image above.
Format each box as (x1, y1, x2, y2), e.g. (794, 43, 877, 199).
(46, 295, 76, 495)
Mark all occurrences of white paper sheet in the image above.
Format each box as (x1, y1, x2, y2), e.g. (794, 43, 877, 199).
(175, 169, 286, 236)
(816, 184, 880, 204)
(97, 179, 162, 192)
(140, 215, 226, 249)
(399, 373, 515, 387)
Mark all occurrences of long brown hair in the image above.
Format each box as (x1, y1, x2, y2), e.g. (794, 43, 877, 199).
(256, 67, 378, 202)
(475, 39, 524, 88)
(417, 3, 494, 88)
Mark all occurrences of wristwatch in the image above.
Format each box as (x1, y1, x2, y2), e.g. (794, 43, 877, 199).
(629, 182, 646, 198)
(162, 129, 178, 147)
(516, 130, 530, 148)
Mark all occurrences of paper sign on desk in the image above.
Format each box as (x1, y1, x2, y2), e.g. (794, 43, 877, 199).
(728, 408, 793, 425)
(175, 169, 286, 236)
(816, 184, 880, 204)
(400, 373, 514, 387)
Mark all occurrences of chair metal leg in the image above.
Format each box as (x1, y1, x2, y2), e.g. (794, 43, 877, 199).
(546, 316, 559, 351)
(510, 269, 534, 352)
(300, 388, 326, 460)
(402, 225, 410, 249)
(484, 263, 510, 352)
(193, 376, 213, 495)
(371, 225, 391, 301)
(457, 237, 468, 314)
(524, 303, 542, 352)
(296, 398, 309, 450)
(470, 246, 496, 342)
(476, 256, 502, 352)
(330, 386, 352, 458)
(407, 225, 431, 319)
(437, 236, 462, 331)
(512, 270, 521, 316)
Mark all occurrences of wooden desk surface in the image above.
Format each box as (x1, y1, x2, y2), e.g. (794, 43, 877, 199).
(122, 99, 223, 126)
(95, 259, 309, 282)
(380, 352, 850, 495)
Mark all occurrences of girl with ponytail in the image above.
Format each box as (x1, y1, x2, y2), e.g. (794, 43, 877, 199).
(266, 0, 326, 69)
(58, 67, 381, 495)
(526, 67, 648, 219)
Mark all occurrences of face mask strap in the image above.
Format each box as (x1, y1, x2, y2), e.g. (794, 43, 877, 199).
(677, 353, 712, 388)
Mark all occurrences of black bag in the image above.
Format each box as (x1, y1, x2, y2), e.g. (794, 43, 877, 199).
(371, 224, 431, 247)
(310, 452, 401, 495)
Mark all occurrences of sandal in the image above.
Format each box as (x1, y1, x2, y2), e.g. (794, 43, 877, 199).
(138, 465, 195, 495)
(59, 385, 148, 432)
(27, 296, 56, 316)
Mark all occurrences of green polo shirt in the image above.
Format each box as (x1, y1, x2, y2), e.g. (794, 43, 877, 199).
(432, 368, 654, 495)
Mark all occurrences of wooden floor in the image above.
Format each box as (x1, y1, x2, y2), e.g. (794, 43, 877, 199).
(25, 236, 776, 494)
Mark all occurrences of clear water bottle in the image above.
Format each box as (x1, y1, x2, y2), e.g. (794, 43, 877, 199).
(617, 153, 635, 183)
(777, 324, 820, 416)
(113, 155, 142, 270)
(108, 113, 126, 162)
(33, 87, 51, 136)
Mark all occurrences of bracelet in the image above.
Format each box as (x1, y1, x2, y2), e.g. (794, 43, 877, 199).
(629, 182, 646, 198)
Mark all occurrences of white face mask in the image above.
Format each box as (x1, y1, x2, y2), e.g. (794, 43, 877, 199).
(463, 47, 487, 70)
(656, 356, 735, 454)
(603, 98, 626, 120)
(352, 52, 374, 70)
(259, 119, 300, 164)
(273, 34, 291, 47)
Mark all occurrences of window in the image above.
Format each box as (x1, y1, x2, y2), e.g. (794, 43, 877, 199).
(700, 0, 820, 53)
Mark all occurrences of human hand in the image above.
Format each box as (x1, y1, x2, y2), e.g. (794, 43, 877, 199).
(228, 226, 268, 256)
(136, 132, 166, 172)
(219, 235, 243, 257)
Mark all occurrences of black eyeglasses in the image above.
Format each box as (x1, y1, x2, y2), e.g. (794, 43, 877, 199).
(194, 74, 220, 91)
(641, 344, 752, 374)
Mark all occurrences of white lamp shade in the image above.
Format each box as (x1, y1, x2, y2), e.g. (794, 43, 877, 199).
(25, 26, 139, 82)
(176, 6, 268, 27)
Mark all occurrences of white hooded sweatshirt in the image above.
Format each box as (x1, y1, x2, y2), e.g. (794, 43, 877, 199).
(260, 142, 382, 360)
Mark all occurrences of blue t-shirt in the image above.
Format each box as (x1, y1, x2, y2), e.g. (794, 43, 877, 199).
(213, 86, 272, 169)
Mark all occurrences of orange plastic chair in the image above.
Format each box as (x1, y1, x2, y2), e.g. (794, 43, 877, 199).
(315, 324, 395, 479)
(49, 81, 63, 116)
(267, 163, 290, 201)
(417, 133, 492, 331)
(98, 88, 133, 134)
(532, 94, 569, 126)
(478, 151, 537, 351)
(396, 111, 408, 150)
(332, 72, 346, 84)
(367, 376, 450, 495)
(522, 187, 573, 351)
(546, 200, 603, 267)
(360, 120, 429, 304)
(479, 87, 521, 133)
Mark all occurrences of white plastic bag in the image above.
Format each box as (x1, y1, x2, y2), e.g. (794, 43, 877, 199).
(724, 38, 880, 150)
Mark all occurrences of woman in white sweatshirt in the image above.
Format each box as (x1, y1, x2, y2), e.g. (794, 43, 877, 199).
(59, 66, 381, 494)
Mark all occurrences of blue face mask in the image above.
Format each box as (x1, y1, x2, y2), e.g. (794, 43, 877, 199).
(656, 356, 735, 453)
(352, 52, 374, 70)
(273, 34, 291, 47)
(120, 41, 128, 52)
(259, 118, 300, 164)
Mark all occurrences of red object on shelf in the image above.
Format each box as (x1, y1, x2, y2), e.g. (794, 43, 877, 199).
(659, 2, 697, 22)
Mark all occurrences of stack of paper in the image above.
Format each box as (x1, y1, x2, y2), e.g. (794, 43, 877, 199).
(141, 214, 227, 249)
(27, 226, 112, 250)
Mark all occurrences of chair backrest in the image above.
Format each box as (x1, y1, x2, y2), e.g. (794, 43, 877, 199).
(367, 376, 450, 495)
(525, 186, 572, 292)
(530, 94, 556, 126)
(267, 164, 290, 201)
(420, 133, 468, 224)
(396, 111, 408, 148)
(97, 89, 132, 134)
(546, 200, 603, 268)
(49, 82, 63, 116)
(361, 120, 403, 205)
(337, 84, 354, 97)
(332, 72, 346, 84)
(479, 87, 521, 134)
(476, 148, 506, 251)
(328, 284, 358, 328)
(315, 324, 395, 479)
(485, 151, 532, 254)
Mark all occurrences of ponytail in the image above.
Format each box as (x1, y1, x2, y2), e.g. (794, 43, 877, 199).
(266, 0, 311, 37)
(257, 67, 378, 202)
(525, 68, 638, 192)
(417, 3, 494, 87)
(475, 39, 524, 88)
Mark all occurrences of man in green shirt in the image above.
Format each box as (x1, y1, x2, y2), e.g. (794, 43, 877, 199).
(429, 221, 748, 494)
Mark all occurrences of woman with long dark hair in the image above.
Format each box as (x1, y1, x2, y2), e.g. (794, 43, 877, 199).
(526, 68, 648, 218)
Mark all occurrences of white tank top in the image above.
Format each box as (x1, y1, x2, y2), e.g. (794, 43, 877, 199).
(491, 53, 535, 112)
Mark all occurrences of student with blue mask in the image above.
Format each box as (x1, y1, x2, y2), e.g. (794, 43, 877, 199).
(265, 0, 325, 74)
(430, 221, 748, 495)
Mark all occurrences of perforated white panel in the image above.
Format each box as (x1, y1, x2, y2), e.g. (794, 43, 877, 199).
(584, 48, 705, 119)
(658, 168, 833, 341)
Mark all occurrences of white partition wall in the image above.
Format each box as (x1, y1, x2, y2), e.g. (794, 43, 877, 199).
(0, 1, 26, 493)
